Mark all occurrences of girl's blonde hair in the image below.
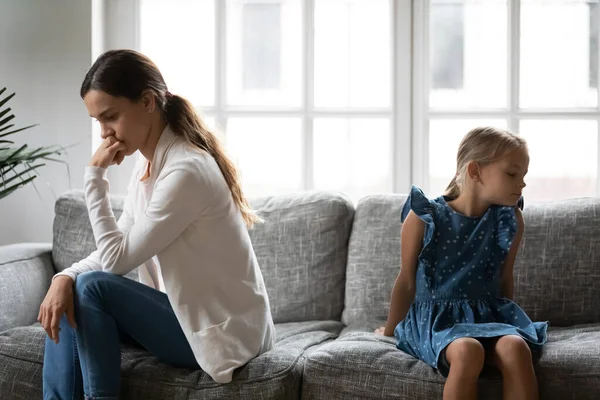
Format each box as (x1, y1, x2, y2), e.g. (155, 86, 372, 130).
(444, 126, 527, 198)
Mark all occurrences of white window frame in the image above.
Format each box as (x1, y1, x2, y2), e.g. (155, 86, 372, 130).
(412, 0, 600, 195)
(97, 0, 413, 196)
(94, 0, 600, 198)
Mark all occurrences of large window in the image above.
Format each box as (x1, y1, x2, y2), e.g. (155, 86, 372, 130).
(133, 0, 600, 202)
(139, 0, 398, 201)
(418, 0, 600, 202)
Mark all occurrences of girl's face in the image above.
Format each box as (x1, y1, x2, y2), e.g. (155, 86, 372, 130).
(477, 147, 529, 206)
(84, 89, 154, 156)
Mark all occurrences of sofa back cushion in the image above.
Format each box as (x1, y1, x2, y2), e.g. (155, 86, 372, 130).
(249, 192, 354, 323)
(52, 190, 354, 324)
(343, 195, 600, 327)
(342, 195, 405, 325)
(53, 191, 124, 273)
(514, 197, 600, 326)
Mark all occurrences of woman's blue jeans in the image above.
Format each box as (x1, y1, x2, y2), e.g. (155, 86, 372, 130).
(42, 271, 199, 400)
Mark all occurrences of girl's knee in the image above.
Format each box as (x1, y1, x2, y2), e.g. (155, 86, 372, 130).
(446, 338, 485, 375)
(494, 335, 532, 366)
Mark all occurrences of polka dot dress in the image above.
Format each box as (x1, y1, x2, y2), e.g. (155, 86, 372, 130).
(394, 186, 548, 377)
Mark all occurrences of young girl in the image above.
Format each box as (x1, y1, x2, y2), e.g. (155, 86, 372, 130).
(38, 49, 275, 400)
(376, 127, 548, 400)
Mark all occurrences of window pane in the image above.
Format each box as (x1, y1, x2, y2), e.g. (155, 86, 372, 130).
(429, 0, 507, 109)
(313, 118, 391, 201)
(519, 120, 597, 201)
(226, 118, 302, 196)
(428, 119, 508, 196)
(591, 2, 599, 89)
(521, 0, 598, 108)
(201, 114, 218, 131)
(140, 0, 215, 107)
(226, 0, 302, 106)
(314, 0, 391, 108)
(431, 2, 464, 90)
(243, 4, 281, 90)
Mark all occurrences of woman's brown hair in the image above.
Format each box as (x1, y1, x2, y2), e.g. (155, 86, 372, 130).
(81, 49, 260, 228)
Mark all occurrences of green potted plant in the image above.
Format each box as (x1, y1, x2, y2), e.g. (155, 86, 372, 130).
(0, 87, 66, 200)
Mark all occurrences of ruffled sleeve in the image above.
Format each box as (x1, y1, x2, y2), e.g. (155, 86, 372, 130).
(401, 186, 437, 289)
(495, 197, 524, 253)
(401, 186, 436, 224)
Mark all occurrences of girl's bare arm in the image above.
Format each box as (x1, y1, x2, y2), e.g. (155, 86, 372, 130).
(380, 210, 424, 336)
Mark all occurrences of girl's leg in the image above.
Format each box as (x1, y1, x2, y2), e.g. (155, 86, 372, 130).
(43, 314, 84, 400)
(491, 335, 538, 400)
(73, 271, 199, 400)
(443, 337, 485, 400)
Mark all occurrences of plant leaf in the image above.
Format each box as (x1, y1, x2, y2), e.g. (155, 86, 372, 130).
(42, 157, 67, 164)
(0, 124, 38, 138)
(0, 87, 65, 200)
(0, 108, 11, 121)
(0, 124, 14, 134)
(0, 115, 15, 128)
(0, 163, 44, 188)
(6, 144, 28, 161)
(0, 176, 37, 200)
(0, 91, 15, 110)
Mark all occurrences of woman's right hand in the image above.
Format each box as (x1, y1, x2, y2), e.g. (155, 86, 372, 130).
(38, 276, 77, 344)
(89, 136, 127, 169)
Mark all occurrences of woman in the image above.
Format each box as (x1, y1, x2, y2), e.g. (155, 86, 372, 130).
(39, 49, 275, 400)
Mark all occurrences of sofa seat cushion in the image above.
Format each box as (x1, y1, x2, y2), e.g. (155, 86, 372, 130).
(302, 322, 600, 400)
(0, 321, 343, 400)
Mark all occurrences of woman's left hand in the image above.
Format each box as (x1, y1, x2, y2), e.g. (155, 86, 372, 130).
(89, 136, 127, 168)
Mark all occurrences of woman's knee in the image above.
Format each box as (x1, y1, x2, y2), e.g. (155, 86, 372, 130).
(494, 335, 532, 368)
(446, 337, 485, 376)
(74, 270, 111, 299)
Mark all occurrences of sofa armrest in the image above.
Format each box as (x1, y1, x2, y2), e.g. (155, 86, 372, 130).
(0, 243, 54, 332)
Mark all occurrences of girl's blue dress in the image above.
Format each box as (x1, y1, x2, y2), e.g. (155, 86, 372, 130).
(394, 186, 548, 376)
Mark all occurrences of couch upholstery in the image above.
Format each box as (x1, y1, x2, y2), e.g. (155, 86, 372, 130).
(1, 190, 599, 399)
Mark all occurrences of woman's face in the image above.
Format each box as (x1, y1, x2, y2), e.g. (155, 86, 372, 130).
(84, 89, 154, 156)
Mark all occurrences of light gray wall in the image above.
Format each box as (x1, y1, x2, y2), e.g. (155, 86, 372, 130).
(0, 0, 92, 245)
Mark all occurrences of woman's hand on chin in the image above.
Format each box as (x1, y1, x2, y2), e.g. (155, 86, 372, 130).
(89, 136, 127, 168)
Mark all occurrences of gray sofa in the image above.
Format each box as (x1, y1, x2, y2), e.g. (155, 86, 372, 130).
(1, 190, 599, 399)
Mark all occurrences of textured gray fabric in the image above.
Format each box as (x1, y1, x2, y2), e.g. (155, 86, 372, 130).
(52, 190, 354, 324)
(0, 326, 45, 400)
(52, 190, 136, 280)
(249, 192, 354, 323)
(6, 190, 600, 399)
(0, 321, 343, 400)
(0, 243, 54, 333)
(342, 195, 600, 327)
(513, 197, 600, 326)
(302, 324, 600, 400)
(341, 195, 406, 325)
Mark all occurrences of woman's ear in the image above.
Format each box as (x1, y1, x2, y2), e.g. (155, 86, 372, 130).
(466, 161, 481, 182)
(140, 90, 156, 113)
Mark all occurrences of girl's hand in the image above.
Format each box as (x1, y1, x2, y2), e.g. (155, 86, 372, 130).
(38, 276, 77, 344)
(89, 136, 127, 168)
(374, 326, 386, 335)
